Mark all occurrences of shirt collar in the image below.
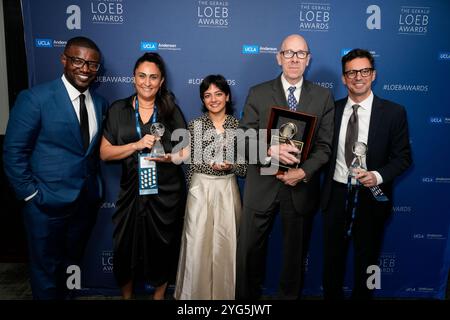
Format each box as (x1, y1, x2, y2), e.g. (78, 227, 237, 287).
(61, 74, 90, 102)
(281, 74, 303, 93)
(346, 91, 374, 111)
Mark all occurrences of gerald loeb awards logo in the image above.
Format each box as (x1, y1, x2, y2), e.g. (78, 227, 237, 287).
(197, 0, 229, 28)
(398, 6, 430, 35)
(91, 0, 125, 24)
(299, 2, 331, 32)
(378, 253, 397, 274)
(101, 251, 113, 273)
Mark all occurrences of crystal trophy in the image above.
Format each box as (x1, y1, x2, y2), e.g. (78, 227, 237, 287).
(349, 141, 388, 202)
(211, 131, 226, 165)
(149, 122, 166, 158)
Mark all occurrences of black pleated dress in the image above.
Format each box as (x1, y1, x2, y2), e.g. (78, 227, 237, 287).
(103, 96, 187, 287)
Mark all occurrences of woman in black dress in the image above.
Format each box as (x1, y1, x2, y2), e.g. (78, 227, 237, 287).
(100, 52, 186, 299)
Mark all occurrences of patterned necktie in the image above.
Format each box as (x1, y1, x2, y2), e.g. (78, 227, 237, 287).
(79, 94, 90, 150)
(287, 86, 297, 111)
(345, 104, 360, 168)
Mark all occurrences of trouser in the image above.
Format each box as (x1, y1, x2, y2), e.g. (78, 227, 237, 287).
(323, 181, 390, 300)
(236, 185, 307, 299)
(22, 190, 99, 300)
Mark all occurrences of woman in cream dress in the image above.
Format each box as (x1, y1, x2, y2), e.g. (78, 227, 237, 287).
(174, 75, 246, 300)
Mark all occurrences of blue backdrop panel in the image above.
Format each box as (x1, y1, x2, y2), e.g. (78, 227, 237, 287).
(20, 0, 450, 298)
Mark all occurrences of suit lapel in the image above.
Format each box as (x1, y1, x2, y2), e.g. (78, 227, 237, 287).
(332, 99, 347, 162)
(87, 93, 103, 153)
(367, 95, 384, 153)
(54, 80, 84, 150)
(271, 76, 288, 107)
(335, 99, 346, 137)
(297, 81, 312, 113)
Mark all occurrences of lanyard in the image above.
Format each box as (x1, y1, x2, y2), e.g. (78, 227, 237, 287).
(345, 176, 360, 237)
(134, 96, 158, 141)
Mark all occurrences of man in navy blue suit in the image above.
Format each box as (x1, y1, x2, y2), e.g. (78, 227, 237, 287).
(321, 49, 412, 299)
(3, 36, 108, 299)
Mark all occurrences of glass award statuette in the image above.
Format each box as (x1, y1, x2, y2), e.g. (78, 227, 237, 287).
(349, 142, 388, 202)
(211, 131, 226, 165)
(346, 141, 367, 236)
(149, 122, 166, 157)
(348, 141, 368, 184)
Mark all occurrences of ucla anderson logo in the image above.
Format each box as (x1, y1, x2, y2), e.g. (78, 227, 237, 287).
(242, 45, 277, 55)
(342, 48, 379, 58)
(141, 42, 158, 51)
(140, 41, 181, 52)
(35, 38, 53, 48)
(242, 45, 259, 54)
(341, 49, 351, 56)
(429, 117, 442, 124)
(439, 52, 450, 60)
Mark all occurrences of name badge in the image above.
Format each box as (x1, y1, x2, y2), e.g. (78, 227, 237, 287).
(138, 153, 158, 195)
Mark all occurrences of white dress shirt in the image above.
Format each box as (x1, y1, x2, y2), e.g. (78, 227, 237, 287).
(281, 75, 303, 104)
(62, 74, 98, 143)
(333, 92, 383, 185)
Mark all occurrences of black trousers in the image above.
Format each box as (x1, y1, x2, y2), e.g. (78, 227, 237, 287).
(322, 181, 391, 300)
(236, 185, 309, 300)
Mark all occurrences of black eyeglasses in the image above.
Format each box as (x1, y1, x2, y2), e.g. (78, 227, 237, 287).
(280, 49, 310, 59)
(344, 68, 374, 79)
(64, 54, 101, 71)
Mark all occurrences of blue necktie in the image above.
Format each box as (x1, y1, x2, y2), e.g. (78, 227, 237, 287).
(287, 86, 297, 111)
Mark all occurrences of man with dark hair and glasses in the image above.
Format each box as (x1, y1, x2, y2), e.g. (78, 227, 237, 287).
(321, 48, 412, 299)
(236, 34, 334, 299)
(3, 36, 108, 299)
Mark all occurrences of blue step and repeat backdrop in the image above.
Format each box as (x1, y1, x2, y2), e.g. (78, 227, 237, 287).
(20, 0, 450, 298)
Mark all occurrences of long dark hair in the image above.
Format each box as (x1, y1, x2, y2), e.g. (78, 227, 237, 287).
(200, 74, 234, 115)
(133, 52, 177, 121)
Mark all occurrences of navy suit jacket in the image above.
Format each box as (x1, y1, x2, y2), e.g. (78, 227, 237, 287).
(3, 78, 109, 210)
(321, 95, 412, 211)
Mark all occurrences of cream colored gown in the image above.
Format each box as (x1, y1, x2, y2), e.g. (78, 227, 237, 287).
(174, 114, 246, 300)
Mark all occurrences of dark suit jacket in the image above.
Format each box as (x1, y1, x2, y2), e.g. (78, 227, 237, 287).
(239, 75, 335, 214)
(3, 78, 109, 210)
(321, 95, 412, 211)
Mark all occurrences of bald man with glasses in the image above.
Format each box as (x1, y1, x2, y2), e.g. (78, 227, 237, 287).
(236, 34, 335, 299)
